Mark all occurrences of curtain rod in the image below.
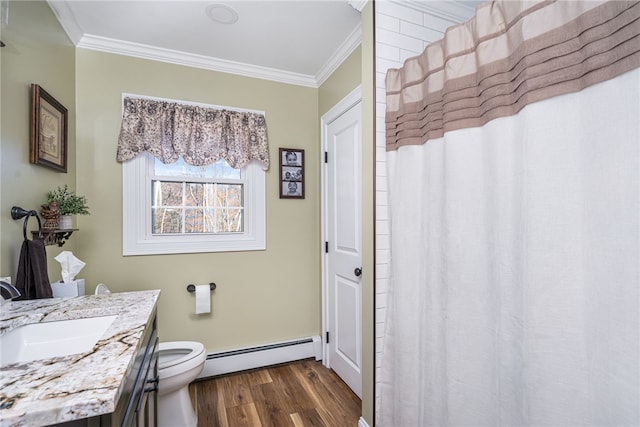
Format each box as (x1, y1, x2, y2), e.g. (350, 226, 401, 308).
(121, 93, 265, 116)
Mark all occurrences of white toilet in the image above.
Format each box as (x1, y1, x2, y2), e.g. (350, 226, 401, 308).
(157, 341, 206, 427)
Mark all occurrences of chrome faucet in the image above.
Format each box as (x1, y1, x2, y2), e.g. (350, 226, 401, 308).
(0, 281, 21, 303)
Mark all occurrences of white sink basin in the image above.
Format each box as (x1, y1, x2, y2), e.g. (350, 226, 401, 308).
(0, 315, 117, 365)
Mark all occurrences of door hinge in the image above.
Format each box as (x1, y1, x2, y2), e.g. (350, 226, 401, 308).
(324, 152, 328, 163)
(325, 241, 329, 253)
(326, 331, 330, 343)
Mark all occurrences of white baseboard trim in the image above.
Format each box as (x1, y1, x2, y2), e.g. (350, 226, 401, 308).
(358, 416, 371, 427)
(198, 335, 322, 379)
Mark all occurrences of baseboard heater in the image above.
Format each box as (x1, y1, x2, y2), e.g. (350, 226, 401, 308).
(198, 335, 322, 379)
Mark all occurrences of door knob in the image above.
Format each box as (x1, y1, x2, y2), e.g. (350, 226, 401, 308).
(354, 267, 362, 277)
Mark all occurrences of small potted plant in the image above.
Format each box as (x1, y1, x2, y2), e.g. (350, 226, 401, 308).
(46, 185, 90, 229)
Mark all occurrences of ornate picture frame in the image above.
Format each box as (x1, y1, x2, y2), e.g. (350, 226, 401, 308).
(279, 148, 304, 199)
(30, 84, 68, 172)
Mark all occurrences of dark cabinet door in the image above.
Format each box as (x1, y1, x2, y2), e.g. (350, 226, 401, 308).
(121, 313, 158, 427)
(135, 339, 158, 427)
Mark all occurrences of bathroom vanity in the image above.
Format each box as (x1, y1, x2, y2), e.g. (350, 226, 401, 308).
(0, 290, 160, 427)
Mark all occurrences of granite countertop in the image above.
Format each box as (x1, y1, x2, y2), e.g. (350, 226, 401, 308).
(0, 290, 160, 427)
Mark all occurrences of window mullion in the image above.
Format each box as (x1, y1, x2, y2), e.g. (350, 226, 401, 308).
(181, 182, 186, 234)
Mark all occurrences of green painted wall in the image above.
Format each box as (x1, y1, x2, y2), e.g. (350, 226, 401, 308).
(360, 2, 375, 425)
(0, 0, 77, 280)
(75, 50, 321, 351)
(319, 45, 362, 117)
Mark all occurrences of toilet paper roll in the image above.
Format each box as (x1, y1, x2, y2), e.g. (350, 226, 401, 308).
(195, 284, 211, 314)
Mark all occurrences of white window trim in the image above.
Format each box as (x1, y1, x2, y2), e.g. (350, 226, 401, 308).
(121, 94, 266, 256)
(123, 154, 265, 255)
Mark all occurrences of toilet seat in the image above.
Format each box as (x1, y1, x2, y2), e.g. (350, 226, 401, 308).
(156, 341, 206, 427)
(158, 341, 205, 371)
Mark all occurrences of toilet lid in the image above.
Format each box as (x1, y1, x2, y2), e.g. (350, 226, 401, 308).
(158, 341, 205, 370)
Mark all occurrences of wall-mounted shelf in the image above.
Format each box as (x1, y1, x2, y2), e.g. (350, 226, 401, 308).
(11, 206, 78, 247)
(32, 229, 77, 247)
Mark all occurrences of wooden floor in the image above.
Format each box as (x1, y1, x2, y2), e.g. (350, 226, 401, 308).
(188, 359, 361, 427)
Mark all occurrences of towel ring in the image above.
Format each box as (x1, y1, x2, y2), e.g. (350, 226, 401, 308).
(11, 206, 43, 240)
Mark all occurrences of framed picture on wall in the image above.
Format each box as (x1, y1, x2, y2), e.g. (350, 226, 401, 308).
(30, 84, 68, 172)
(279, 148, 304, 199)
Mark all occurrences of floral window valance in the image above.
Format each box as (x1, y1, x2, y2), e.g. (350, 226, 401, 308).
(117, 97, 269, 170)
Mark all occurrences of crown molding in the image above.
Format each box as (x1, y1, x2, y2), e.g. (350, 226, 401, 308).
(397, 0, 477, 23)
(46, 0, 83, 44)
(315, 23, 362, 87)
(76, 34, 319, 88)
(48, 0, 360, 88)
(348, 0, 368, 13)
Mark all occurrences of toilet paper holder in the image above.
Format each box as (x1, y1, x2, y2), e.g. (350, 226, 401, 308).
(186, 282, 216, 293)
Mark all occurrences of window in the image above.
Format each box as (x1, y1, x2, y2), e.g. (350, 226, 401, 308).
(123, 153, 265, 255)
(152, 158, 244, 234)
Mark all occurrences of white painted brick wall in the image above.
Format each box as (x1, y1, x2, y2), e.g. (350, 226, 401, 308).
(375, 3, 422, 416)
(374, 1, 474, 418)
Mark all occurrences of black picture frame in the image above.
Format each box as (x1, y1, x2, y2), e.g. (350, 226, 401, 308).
(279, 148, 304, 199)
(30, 84, 68, 173)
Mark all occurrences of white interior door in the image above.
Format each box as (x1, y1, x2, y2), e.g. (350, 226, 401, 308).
(322, 88, 362, 398)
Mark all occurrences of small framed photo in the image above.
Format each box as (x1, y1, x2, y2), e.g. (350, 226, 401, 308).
(30, 84, 68, 172)
(279, 148, 304, 199)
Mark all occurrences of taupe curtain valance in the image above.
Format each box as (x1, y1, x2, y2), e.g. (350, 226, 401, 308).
(117, 97, 269, 170)
(386, 0, 640, 151)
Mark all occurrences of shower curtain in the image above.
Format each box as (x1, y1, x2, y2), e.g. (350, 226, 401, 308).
(380, 1, 640, 426)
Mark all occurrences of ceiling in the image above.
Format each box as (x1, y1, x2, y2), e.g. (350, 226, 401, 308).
(47, 0, 480, 87)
